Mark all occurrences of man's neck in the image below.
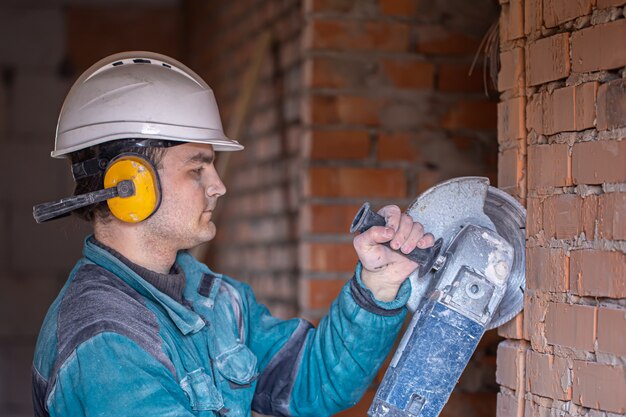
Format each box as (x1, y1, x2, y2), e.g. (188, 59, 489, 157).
(94, 221, 176, 274)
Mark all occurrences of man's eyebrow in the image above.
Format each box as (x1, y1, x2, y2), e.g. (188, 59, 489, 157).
(184, 152, 215, 165)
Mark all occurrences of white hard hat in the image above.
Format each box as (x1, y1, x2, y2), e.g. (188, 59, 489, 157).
(52, 51, 243, 158)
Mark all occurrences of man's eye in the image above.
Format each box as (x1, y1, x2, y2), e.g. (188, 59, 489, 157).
(191, 167, 204, 175)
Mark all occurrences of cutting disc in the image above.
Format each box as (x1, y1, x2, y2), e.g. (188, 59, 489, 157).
(405, 177, 526, 330)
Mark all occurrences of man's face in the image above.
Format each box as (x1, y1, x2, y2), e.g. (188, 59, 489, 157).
(141, 142, 226, 250)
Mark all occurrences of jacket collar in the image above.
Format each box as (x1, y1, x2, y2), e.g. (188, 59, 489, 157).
(82, 235, 219, 335)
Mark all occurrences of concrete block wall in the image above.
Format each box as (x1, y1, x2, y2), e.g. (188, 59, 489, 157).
(496, 0, 626, 415)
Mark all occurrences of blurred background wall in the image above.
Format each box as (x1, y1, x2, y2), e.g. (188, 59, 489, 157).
(0, 0, 501, 416)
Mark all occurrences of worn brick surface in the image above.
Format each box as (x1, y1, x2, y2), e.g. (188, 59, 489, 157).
(542, 194, 582, 240)
(307, 95, 384, 126)
(377, 132, 420, 161)
(496, 392, 519, 417)
(598, 192, 626, 240)
(498, 48, 525, 93)
(498, 97, 525, 143)
(572, 140, 626, 185)
(542, 82, 597, 134)
(596, 0, 626, 6)
(526, 247, 569, 291)
(527, 144, 570, 191)
(573, 361, 626, 413)
(496, 340, 524, 390)
(524, 0, 542, 35)
(498, 146, 523, 192)
(545, 302, 596, 351)
(525, 33, 570, 86)
(498, 312, 526, 340)
(571, 250, 626, 298)
(543, 0, 593, 28)
(571, 19, 626, 73)
(526, 350, 572, 400)
(597, 306, 626, 357)
(597, 78, 626, 131)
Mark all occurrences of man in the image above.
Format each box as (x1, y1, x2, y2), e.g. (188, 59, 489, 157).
(32, 52, 434, 417)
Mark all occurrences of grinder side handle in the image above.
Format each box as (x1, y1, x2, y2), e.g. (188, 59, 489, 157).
(350, 202, 442, 277)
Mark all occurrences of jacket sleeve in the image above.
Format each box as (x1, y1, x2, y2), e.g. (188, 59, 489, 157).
(246, 262, 410, 417)
(47, 332, 196, 417)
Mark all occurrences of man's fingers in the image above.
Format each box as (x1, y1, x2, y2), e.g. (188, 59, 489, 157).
(417, 232, 435, 249)
(353, 226, 394, 250)
(400, 222, 425, 254)
(390, 214, 416, 250)
(378, 205, 401, 231)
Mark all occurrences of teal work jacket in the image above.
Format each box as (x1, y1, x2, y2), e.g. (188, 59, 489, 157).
(32, 237, 410, 416)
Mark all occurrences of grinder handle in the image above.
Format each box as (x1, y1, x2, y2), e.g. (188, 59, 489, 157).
(350, 202, 442, 277)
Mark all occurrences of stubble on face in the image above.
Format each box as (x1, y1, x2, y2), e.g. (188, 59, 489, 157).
(139, 143, 223, 252)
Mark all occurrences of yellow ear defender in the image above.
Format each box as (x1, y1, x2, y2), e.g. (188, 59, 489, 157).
(33, 153, 161, 224)
(104, 154, 161, 223)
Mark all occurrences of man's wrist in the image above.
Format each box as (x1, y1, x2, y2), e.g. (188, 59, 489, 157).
(360, 268, 402, 302)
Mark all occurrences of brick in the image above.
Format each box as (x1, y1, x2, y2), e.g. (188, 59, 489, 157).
(572, 141, 626, 185)
(526, 92, 543, 134)
(304, 57, 374, 89)
(496, 340, 525, 389)
(524, 290, 550, 352)
(543, 0, 592, 28)
(437, 63, 483, 93)
(378, 0, 416, 17)
(498, 48, 525, 93)
(598, 193, 626, 240)
(497, 392, 519, 417)
(306, 95, 384, 126)
(573, 361, 626, 413)
(67, 7, 183, 73)
(309, 130, 371, 160)
(526, 247, 569, 291)
(597, 79, 626, 131)
(571, 20, 626, 73)
(0, 8, 64, 69)
(498, 311, 526, 340)
(571, 250, 626, 298)
(524, 0, 542, 35)
(497, 146, 522, 192)
(0, 275, 62, 338)
(380, 59, 434, 90)
(377, 132, 419, 161)
(542, 194, 582, 239)
(543, 82, 597, 135)
(545, 302, 596, 351)
(581, 194, 598, 240)
(301, 203, 362, 234)
(415, 25, 481, 55)
(441, 100, 497, 130)
(526, 350, 572, 400)
(597, 0, 626, 7)
(526, 197, 543, 237)
(306, 167, 407, 198)
(597, 306, 626, 356)
(299, 277, 348, 309)
(300, 242, 357, 273)
(498, 97, 525, 143)
(306, 19, 410, 52)
(527, 144, 571, 191)
(508, 0, 524, 40)
(526, 33, 570, 86)
(12, 72, 70, 136)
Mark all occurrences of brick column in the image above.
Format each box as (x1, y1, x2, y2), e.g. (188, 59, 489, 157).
(496, 0, 626, 416)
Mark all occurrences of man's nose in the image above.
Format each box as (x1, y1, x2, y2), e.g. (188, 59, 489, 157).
(206, 166, 226, 197)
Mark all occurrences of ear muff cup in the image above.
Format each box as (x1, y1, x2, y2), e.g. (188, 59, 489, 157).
(103, 154, 161, 223)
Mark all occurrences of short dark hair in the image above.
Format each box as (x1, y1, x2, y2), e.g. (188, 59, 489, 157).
(68, 140, 171, 222)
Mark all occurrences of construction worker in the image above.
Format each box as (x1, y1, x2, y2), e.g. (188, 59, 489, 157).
(31, 52, 434, 417)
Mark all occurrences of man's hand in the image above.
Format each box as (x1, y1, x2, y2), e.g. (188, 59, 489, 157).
(353, 205, 435, 302)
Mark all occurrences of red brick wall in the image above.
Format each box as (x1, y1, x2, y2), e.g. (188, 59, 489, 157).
(496, 0, 626, 415)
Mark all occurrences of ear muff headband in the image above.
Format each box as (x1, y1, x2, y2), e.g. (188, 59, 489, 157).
(32, 153, 161, 224)
(104, 154, 161, 223)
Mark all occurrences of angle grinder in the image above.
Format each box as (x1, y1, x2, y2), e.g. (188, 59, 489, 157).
(350, 177, 526, 417)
